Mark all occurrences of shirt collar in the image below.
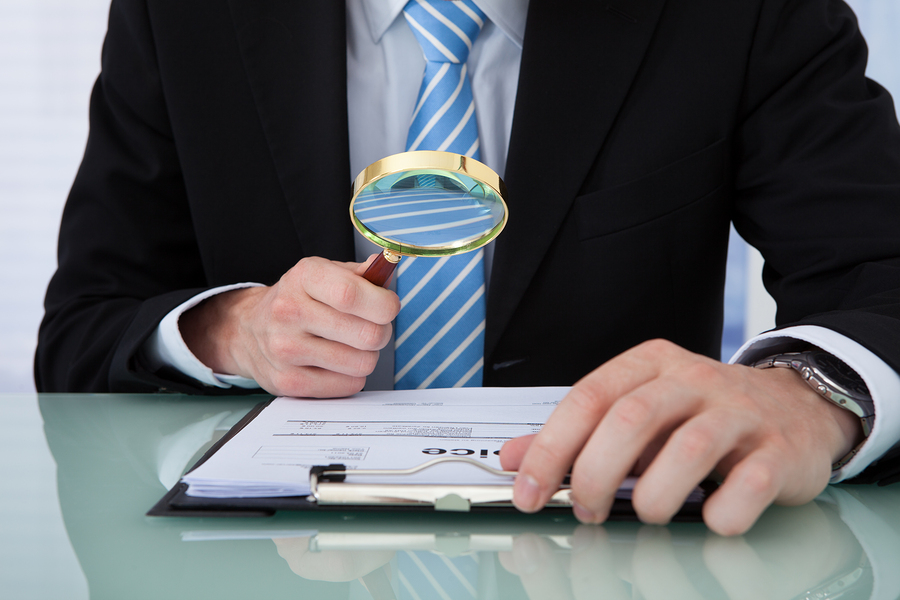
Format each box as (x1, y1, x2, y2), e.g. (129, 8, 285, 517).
(359, 0, 529, 48)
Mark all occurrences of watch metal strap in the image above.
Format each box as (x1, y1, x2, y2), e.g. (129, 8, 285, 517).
(751, 352, 871, 471)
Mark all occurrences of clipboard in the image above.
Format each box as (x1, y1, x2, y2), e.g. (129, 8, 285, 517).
(148, 399, 716, 520)
(307, 457, 576, 512)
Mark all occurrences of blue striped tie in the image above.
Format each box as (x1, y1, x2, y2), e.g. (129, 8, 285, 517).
(398, 550, 480, 600)
(394, 0, 488, 390)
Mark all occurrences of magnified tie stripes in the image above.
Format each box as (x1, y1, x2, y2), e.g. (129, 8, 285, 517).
(395, 0, 488, 390)
(398, 550, 479, 600)
(353, 178, 502, 248)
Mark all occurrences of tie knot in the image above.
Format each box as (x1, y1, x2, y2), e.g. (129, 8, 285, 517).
(403, 0, 486, 64)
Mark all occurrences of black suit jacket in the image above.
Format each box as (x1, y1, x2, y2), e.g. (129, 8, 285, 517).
(36, 0, 900, 479)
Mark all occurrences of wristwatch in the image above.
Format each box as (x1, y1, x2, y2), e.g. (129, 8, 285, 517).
(751, 350, 875, 469)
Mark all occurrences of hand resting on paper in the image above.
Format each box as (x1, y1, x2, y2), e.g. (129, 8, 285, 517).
(180, 255, 400, 398)
(500, 340, 863, 536)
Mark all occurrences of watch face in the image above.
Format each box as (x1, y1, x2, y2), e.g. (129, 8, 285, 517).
(810, 351, 871, 397)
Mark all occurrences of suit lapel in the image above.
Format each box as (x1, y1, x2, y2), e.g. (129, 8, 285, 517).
(226, 0, 355, 261)
(486, 0, 668, 359)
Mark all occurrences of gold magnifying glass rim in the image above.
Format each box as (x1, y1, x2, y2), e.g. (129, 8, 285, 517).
(350, 150, 509, 257)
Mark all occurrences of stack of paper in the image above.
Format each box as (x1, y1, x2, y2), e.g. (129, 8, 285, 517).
(182, 387, 569, 499)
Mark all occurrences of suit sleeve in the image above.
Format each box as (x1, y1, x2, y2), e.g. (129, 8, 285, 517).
(732, 0, 900, 484)
(36, 0, 231, 394)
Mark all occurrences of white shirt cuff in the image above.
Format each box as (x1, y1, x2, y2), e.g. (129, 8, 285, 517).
(730, 325, 900, 483)
(143, 283, 265, 389)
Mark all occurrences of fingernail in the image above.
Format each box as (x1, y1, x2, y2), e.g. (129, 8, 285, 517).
(513, 474, 541, 512)
(572, 501, 598, 524)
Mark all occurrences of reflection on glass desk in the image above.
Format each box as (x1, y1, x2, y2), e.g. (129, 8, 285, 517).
(3, 393, 900, 600)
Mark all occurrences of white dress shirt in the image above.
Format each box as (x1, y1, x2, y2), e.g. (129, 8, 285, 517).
(144, 0, 899, 482)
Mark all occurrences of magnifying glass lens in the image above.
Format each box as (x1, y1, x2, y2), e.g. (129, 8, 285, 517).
(353, 170, 504, 253)
(350, 152, 508, 286)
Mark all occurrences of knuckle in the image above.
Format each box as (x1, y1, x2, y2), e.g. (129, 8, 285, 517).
(636, 338, 676, 357)
(343, 377, 367, 396)
(268, 294, 295, 322)
(682, 361, 721, 384)
(673, 427, 716, 463)
(523, 438, 574, 488)
(323, 374, 366, 398)
(269, 370, 308, 397)
(292, 256, 320, 281)
(608, 394, 654, 432)
(740, 461, 778, 497)
(268, 334, 298, 360)
(529, 436, 569, 468)
(568, 470, 605, 505)
(357, 321, 388, 350)
(565, 386, 606, 419)
(387, 293, 402, 318)
(373, 294, 401, 326)
(353, 350, 379, 377)
(270, 368, 365, 399)
(331, 279, 361, 312)
(291, 258, 308, 274)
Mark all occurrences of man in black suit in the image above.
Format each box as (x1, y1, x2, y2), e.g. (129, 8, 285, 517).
(37, 0, 900, 535)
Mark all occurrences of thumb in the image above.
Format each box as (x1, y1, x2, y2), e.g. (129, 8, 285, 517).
(353, 253, 380, 276)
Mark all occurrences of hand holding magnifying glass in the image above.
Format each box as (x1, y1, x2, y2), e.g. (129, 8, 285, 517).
(350, 151, 509, 287)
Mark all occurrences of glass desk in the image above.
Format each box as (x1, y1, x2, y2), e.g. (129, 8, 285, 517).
(3, 393, 899, 600)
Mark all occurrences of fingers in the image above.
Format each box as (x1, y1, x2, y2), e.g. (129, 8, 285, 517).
(254, 361, 369, 399)
(354, 253, 379, 276)
(701, 449, 787, 536)
(567, 374, 709, 523)
(288, 256, 400, 328)
(510, 340, 840, 536)
(209, 256, 402, 397)
(250, 310, 378, 397)
(499, 434, 536, 471)
(629, 408, 757, 526)
(256, 257, 398, 396)
(701, 439, 831, 536)
(512, 340, 678, 513)
(279, 257, 398, 355)
(298, 303, 392, 353)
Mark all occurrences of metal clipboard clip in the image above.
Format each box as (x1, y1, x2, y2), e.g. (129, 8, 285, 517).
(309, 456, 573, 512)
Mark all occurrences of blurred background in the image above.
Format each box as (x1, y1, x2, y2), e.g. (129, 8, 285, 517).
(0, 0, 898, 392)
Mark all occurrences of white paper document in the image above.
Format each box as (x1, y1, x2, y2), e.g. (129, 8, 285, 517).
(182, 387, 570, 498)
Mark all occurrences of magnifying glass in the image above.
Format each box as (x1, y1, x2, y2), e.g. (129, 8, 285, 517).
(350, 151, 509, 286)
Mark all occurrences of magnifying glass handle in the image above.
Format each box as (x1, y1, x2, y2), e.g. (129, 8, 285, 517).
(363, 249, 401, 287)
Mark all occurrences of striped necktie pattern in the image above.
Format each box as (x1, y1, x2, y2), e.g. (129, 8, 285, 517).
(394, 0, 488, 390)
(398, 550, 479, 600)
